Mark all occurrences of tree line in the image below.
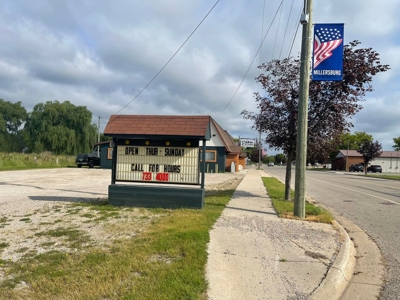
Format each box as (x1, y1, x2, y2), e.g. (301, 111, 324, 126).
(0, 100, 98, 155)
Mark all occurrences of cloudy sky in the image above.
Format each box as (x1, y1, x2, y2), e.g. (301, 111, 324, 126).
(1, 0, 399, 153)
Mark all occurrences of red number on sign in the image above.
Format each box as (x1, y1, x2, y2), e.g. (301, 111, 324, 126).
(142, 172, 152, 181)
(155, 173, 169, 182)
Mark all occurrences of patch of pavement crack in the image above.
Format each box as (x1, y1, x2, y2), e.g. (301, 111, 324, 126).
(290, 240, 329, 265)
(304, 250, 328, 260)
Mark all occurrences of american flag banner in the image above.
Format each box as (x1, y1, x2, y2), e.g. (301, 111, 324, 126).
(312, 23, 344, 81)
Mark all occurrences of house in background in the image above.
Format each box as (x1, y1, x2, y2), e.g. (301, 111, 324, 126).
(199, 118, 247, 173)
(99, 115, 246, 173)
(93, 141, 113, 169)
(332, 150, 400, 173)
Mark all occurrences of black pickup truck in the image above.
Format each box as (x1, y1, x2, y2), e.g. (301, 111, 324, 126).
(75, 153, 100, 168)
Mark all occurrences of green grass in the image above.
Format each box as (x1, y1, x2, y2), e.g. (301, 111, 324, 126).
(0, 242, 9, 252)
(0, 152, 76, 171)
(34, 227, 91, 250)
(0, 216, 11, 223)
(262, 177, 333, 223)
(0, 189, 237, 300)
(307, 168, 331, 172)
(366, 174, 400, 181)
(19, 218, 31, 223)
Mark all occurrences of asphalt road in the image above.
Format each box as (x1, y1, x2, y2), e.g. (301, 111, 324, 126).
(263, 166, 400, 300)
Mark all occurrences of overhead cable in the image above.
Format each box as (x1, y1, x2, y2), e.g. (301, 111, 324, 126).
(114, 0, 220, 115)
(279, 0, 295, 59)
(216, 0, 284, 119)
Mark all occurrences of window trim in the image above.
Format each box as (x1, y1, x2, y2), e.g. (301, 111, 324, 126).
(200, 150, 217, 162)
(107, 148, 113, 160)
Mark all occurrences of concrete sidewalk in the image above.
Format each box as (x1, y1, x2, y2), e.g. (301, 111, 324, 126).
(206, 168, 355, 300)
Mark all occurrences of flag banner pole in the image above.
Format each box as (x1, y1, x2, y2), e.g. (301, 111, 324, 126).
(312, 23, 344, 81)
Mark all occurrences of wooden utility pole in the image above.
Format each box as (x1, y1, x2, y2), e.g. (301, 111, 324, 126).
(294, 0, 313, 218)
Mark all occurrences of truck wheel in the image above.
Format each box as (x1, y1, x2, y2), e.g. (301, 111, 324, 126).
(77, 165, 82, 168)
(89, 161, 94, 168)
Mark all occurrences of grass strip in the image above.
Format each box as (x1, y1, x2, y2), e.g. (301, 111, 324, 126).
(0, 152, 76, 171)
(262, 177, 333, 224)
(365, 174, 400, 181)
(0, 190, 235, 300)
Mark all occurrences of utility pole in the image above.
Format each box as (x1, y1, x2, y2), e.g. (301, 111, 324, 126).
(346, 140, 349, 171)
(97, 116, 101, 157)
(258, 128, 262, 169)
(294, 0, 313, 218)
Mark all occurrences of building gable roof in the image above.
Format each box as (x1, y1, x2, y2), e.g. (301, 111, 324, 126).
(210, 118, 242, 154)
(104, 115, 211, 139)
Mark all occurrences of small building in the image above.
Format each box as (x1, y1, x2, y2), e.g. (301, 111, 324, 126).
(199, 118, 246, 173)
(100, 115, 246, 173)
(93, 141, 113, 169)
(104, 114, 212, 208)
(332, 150, 400, 173)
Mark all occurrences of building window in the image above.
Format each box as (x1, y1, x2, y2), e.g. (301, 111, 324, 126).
(200, 150, 217, 162)
(107, 148, 113, 160)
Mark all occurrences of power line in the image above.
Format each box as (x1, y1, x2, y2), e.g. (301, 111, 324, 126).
(216, 0, 284, 119)
(272, 0, 284, 60)
(259, 0, 266, 68)
(287, 3, 303, 58)
(114, 0, 220, 115)
(279, 0, 295, 59)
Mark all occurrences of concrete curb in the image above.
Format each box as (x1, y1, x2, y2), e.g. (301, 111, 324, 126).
(311, 220, 356, 300)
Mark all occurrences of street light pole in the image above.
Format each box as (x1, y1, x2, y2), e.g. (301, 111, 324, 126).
(294, 0, 313, 218)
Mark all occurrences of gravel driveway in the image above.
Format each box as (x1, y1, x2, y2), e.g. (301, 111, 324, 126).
(0, 168, 245, 265)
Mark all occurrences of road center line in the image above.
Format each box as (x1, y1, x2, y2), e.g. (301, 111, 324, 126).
(308, 177, 399, 205)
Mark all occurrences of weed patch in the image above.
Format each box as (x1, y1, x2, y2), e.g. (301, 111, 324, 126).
(0, 242, 9, 252)
(34, 227, 90, 249)
(19, 218, 31, 223)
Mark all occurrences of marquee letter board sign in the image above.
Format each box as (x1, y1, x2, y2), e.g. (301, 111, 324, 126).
(115, 139, 200, 185)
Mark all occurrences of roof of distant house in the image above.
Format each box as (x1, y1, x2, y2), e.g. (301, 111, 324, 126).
(335, 150, 400, 159)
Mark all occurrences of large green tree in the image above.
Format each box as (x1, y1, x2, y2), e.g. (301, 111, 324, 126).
(0, 99, 28, 152)
(25, 101, 97, 154)
(337, 131, 373, 150)
(242, 40, 389, 200)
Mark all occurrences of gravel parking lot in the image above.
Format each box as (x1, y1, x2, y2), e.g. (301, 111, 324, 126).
(0, 168, 245, 265)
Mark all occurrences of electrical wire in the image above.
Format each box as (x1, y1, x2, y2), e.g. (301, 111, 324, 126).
(216, 0, 284, 119)
(279, 0, 295, 59)
(259, 0, 266, 68)
(114, 0, 220, 115)
(287, 4, 303, 58)
(271, 0, 284, 60)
